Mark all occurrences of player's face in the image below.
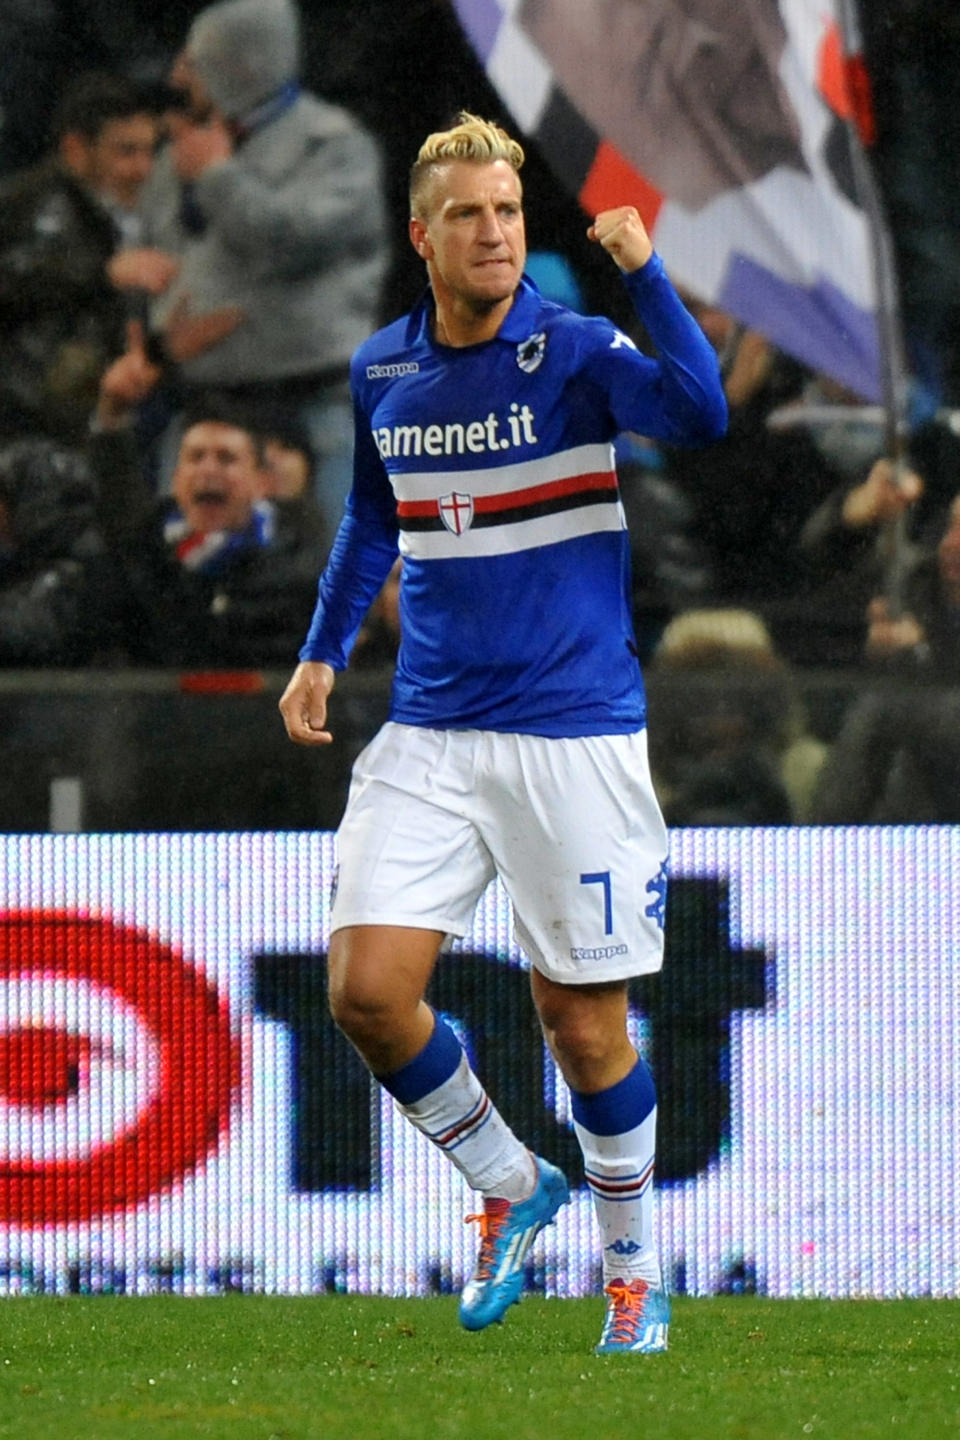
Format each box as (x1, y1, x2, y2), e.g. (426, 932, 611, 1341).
(411, 160, 526, 314)
(172, 422, 264, 535)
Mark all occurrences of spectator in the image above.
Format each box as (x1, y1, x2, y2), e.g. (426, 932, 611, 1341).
(0, 438, 114, 665)
(618, 432, 715, 660)
(662, 305, 843, 648)
(799, 454, 928, 665)
(256, 413, 315, 503)
(808, 679, 960, 824)
(0, 72, 160, 444)
(254, 406, 332, 563)
(646, 607, 827, 823)
(134, 0, 389, 523)
(90, 323, 328, 667)
(803, 482, 960, 821)
(864, 490, 960, 675)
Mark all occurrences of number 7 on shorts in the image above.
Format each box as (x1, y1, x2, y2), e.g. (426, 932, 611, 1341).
(580, 870, 613, 935)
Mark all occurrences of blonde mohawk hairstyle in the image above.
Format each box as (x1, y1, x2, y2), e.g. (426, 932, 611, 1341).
(410, 111, 525, 218)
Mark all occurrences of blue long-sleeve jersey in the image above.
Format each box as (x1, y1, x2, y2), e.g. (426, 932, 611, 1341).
(300, 253, 727, 736)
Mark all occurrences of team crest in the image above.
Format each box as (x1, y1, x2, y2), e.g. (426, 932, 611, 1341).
(438, 491, 474, 536)
(516, 331, 546, 373)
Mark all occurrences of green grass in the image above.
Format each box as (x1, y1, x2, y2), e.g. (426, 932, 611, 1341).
(0, 1296, 957, 1440)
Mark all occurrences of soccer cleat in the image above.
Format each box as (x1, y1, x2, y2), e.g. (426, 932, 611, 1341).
(458, 1156, 570, 1331)
(595, 1277, 670, 1354)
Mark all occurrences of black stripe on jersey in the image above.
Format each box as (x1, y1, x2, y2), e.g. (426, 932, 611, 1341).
(400, 488, 619, 533)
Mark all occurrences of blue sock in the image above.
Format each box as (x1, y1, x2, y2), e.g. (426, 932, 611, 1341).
(570, 1055, 656, 1135)
(377, 1009, 532, 1199)
(376, 1010, 463, 1104)
(571, 1058, 661, 1285)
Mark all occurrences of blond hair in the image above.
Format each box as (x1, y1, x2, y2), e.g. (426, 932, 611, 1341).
(409, 111, 525, 218)
(652, 609, 782, 671)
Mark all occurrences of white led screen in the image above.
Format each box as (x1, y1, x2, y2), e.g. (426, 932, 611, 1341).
(0, 827, 957, 1298)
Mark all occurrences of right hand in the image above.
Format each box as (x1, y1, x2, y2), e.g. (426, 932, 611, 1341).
(842, 457, 923, 530)
(723, 329, 773, 408)
(587, 206, 653, 273)
(865, 595, 926, 659)
(163, 293, 246, 363)
(279, 661, 336, 745)
(96, 319, 163, 426)
(107, 247, 180, 295)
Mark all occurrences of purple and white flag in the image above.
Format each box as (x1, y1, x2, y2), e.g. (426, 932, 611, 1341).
(452, 0, 882, 400)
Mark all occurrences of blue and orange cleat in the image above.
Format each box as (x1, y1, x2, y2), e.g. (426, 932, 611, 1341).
(595, 1277, 670, 1354)
(458, 1156, 570, 1331)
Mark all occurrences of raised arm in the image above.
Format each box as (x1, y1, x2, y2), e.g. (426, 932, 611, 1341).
(584, 207, 728, 445)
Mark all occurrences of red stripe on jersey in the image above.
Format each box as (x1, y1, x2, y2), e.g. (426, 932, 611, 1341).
(396, 470, 617, 520)
(474, 470, 617, 514)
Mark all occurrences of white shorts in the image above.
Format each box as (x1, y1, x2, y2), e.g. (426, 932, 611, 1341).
(331, 723, 669, 984)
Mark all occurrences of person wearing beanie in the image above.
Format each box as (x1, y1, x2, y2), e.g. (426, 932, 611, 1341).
(129, 0, 389, 528)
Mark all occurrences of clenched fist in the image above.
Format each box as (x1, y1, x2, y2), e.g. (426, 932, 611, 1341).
(587, 206, 654, 273)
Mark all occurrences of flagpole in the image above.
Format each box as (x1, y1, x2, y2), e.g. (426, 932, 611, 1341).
(835, 0, 913, 615)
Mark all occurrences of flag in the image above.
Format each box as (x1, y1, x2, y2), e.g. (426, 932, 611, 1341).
(451, 0, 882, 401)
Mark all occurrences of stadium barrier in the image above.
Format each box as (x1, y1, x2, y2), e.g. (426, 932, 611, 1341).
(0, 666, 860, 832)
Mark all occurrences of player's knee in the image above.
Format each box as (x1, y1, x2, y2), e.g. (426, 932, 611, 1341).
(536, 985, 632, 1085)
(545, 1013, 611, 1072)
(328, 974, 394, 1047)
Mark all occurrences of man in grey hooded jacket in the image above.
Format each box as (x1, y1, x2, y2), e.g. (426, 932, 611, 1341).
(130, 0, 389, 525)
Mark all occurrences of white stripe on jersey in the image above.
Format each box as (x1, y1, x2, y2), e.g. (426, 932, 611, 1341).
(399, 497, 627, 560)
(393, 442, 616, 502)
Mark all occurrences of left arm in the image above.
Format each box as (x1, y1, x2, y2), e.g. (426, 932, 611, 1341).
(587, 206, 728, 445)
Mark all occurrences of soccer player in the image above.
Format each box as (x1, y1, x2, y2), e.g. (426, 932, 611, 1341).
(279, 112, 727, 1353)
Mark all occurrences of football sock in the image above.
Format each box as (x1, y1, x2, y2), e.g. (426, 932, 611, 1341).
(571, 1056, 662, 1285)
(378, 1010, 535, 1201)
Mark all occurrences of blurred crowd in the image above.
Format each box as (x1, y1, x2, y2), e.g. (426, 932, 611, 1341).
(2, 0, 959, 825)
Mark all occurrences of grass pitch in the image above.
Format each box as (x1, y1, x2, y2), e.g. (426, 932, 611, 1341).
(0, 1295, 957, 1440)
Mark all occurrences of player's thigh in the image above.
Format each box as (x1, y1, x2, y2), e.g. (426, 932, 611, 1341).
(490, 730, 668, 984)
(332, 722, 496, 936)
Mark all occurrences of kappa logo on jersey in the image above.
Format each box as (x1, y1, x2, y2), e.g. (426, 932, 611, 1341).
(516, 331, 546, 373)
(610, 330, 638, 351)
(438, 491, 474, 536)
(365, 361, 420, 379)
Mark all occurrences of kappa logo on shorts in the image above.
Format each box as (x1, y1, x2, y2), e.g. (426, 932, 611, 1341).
(569, 943, 628, 961)
(438, 491, 474, 536)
